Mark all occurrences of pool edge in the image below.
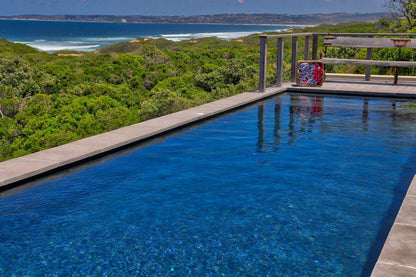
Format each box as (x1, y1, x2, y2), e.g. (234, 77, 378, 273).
(371, 175, 416, 277)
(0, 85, 288, 190)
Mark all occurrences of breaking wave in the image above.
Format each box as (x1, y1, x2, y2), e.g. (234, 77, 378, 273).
(3, 20, 294, 52)
(158, 29, 289, 41)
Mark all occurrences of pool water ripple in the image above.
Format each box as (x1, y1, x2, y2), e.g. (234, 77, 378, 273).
(0, 94, 416, 276)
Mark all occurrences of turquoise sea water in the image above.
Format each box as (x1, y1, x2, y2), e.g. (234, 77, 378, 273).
(0, 20, 290, 52)
(0, 94, 415, 276)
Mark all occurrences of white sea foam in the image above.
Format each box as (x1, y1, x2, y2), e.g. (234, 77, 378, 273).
(23, 41, 101, 52)
(12, 26, 292, 52)
(159, 28, 289, 41)
(83, 37, 133, 42)
(160, 31, 256, 41)
(15, 36, 134, 52)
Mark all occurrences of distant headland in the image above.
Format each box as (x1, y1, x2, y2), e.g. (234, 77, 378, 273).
(0, 12, 390, 25)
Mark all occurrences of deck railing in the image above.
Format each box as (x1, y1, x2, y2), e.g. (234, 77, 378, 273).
(259, 33, 313, 92)
(259, 32, 416, 92)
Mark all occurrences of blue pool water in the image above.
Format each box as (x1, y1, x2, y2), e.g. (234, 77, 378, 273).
(1, 94, 416, 276)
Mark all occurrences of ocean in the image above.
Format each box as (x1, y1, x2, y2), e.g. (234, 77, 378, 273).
(0, 20, 292, 52)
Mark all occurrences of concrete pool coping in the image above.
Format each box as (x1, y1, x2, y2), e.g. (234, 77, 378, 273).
(1, 80, 416, 276)
(0, 85, 289, 190)
(371, 176, 416, 276)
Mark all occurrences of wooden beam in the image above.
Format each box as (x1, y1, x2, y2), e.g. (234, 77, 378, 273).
(276, 38, 284, 87)
(324, 36, 416, 49)
(291, 37, 298, 82)
(321, 58, 416, 67)
(262, 33, 313, 38)
(312, 34, 319, 60)
(263, 33, 416, 39)
(315, 32, 416, 37)
(304, 36, 311, 60)
(365, 35, 373, 81)
(259, 36, 267, 92)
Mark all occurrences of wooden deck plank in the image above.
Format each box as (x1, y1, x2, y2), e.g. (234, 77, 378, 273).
(288, 79, 416, 98)
(321, 58, 416, 67)
(323, 36, 416, 49)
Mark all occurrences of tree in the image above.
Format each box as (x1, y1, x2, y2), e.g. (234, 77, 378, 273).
(385, 0, 416, 29)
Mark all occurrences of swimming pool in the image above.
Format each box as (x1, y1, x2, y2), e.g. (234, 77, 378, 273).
(1, 94, 415, 276)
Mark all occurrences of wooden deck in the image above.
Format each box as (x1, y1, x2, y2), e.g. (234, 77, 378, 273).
(287, 73, 416, 98)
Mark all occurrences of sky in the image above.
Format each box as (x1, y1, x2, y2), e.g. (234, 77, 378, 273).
(1, 0, 385, 16)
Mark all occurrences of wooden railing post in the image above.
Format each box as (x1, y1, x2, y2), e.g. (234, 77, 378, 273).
(312, 34, 319, 60)
(259, 36, 267, 92)
(365, 35, 373, 81)
(304, 35, 311, 60)
(276, 37, 284, 87)
(291, 37, 298, 82)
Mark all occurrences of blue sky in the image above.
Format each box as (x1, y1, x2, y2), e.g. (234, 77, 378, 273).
(2, 0, 385, 16)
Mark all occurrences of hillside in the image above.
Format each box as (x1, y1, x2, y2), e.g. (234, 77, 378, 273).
(0, 12, 390, 25)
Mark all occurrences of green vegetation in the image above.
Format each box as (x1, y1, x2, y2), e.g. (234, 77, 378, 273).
(385, 0, 416, 30)
(0, 19, 413, 161)
(0, 37, 260, 161)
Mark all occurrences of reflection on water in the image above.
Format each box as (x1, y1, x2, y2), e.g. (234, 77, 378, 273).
(273, 99, 282, 151)
(363, 99, 369, 131)
(290, 95, 324, 120)
(257, 104, 265, 152)
(289, 95, 324, 133)
(258, 95, 324, 151)
(256, 94, 411, 153)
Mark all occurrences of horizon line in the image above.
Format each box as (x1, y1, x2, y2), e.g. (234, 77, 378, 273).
(0, 11, 390, 17)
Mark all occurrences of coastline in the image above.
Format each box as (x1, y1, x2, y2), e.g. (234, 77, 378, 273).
(0, 12, 387, 27)
(0, 18, 314, 27)
(0, 19, 300, 52)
